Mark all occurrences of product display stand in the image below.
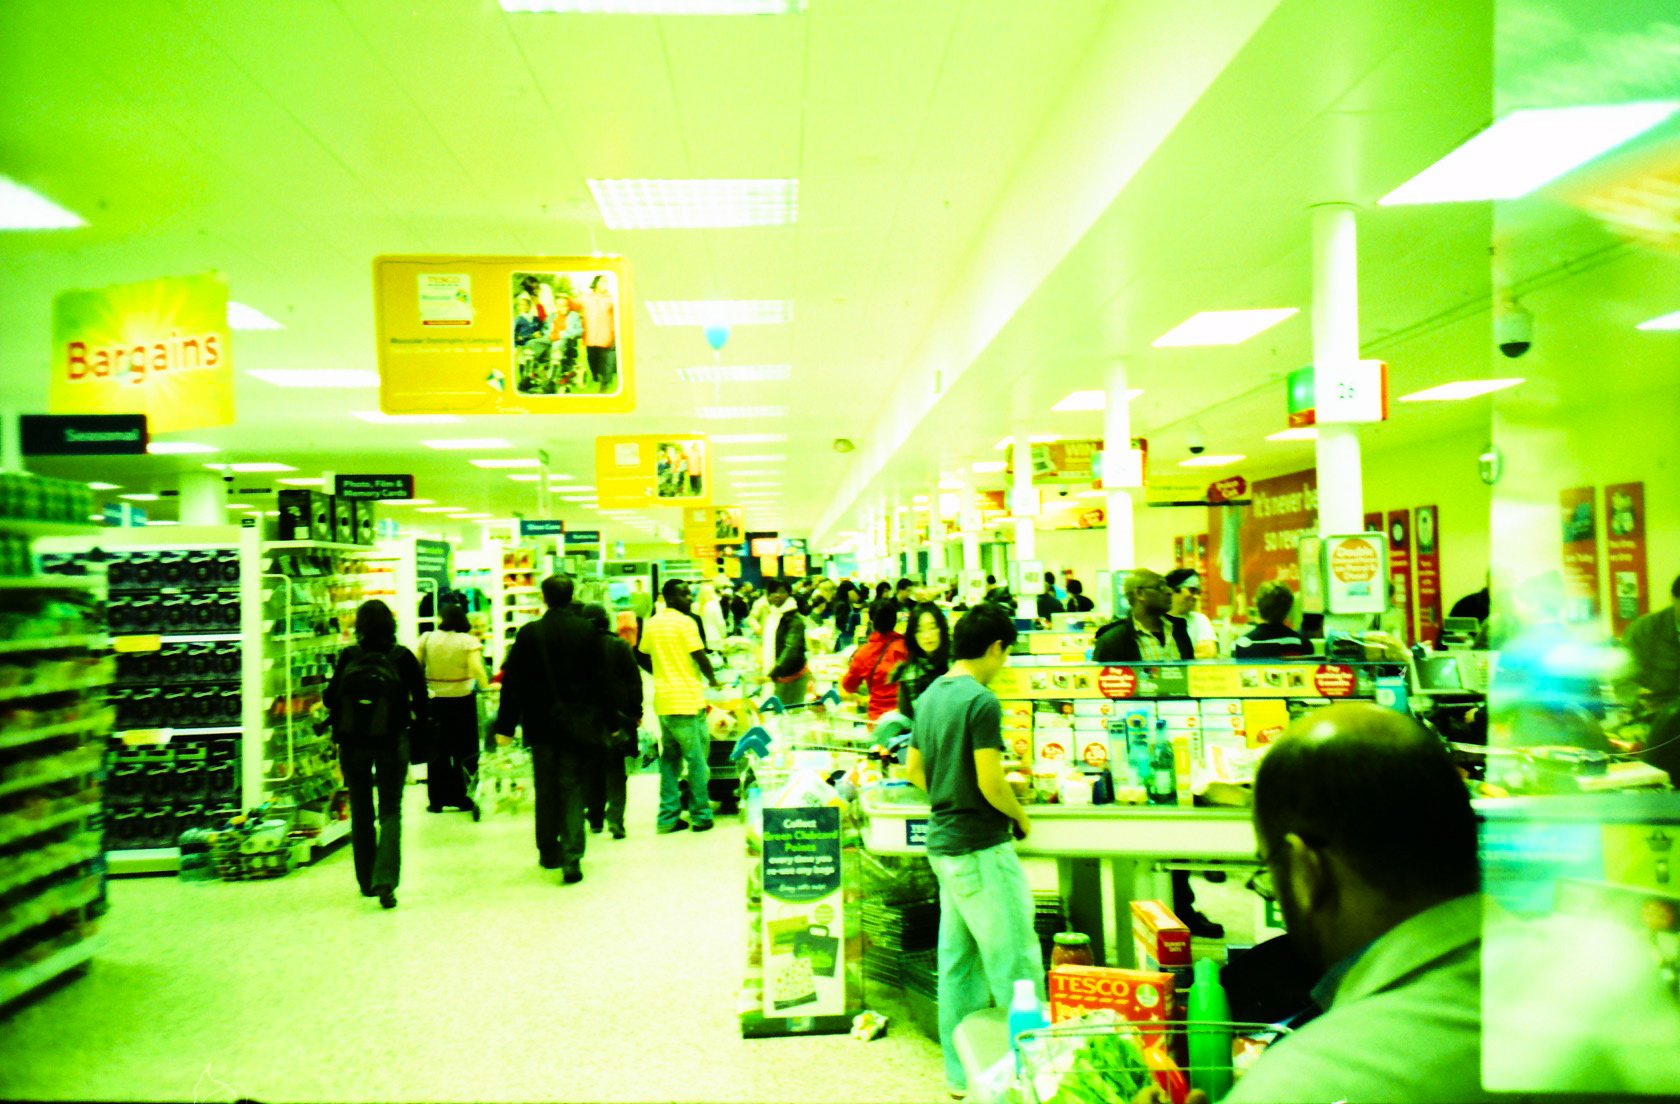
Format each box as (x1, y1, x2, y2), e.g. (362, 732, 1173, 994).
(0, 487, 114, 1009)
(495, 546, 541, 665)
(37, 525, 256, 876)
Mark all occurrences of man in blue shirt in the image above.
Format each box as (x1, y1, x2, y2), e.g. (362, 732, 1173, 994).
(906, 603, 1040, 1100)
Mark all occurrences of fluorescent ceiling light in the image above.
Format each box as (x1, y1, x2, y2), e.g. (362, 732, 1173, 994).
(1077, 490, 1109, 499)
(698, 405, 787, 419)
(646, 300, 792, 327)
(547, 474, 575, 481)
(911, 495, 929, 504)
(383, 499, 433, 505)
(1266, 427, 1319, 441)
(227, 302, 283, 331)
(144, 520, 180, 527)
(417, 507, 465, 514)
(1636, 309, 1680, 331)
(721, 454, 786, 464)
(147, 441, 219, 454)
(469, 458, 543, 469)
(1051, 389, 1142, 412)
(276, 477, 325, 486)
(725, 469, 778, 476)
(938, 479, 963, 491)
(456, 513, 493, 520)
(87, 482, 121, 491)
(1178, 454, 1246, 468)
(421, 438, 515, 450)
(732, 481, 782, 488)
(502, 0, 805, 11)
(350, 411, 464, 425)
(1153, 309, 1298, 347)
(0, 176, 85, 229)
(119, 493, 160, 502)
(710, 434, 788, 444)
(676, 363, 793, 384)
(507, 474, 542, 482)
(589, 179, 797, 229)
(972, 461, 1007, 473)
(224, 503, 253, 510)
(1398, 378, 1524, 402)
(204, 462, 296, 473)
(246, 370, 379, 388)
(1379, 101, 1680, 205)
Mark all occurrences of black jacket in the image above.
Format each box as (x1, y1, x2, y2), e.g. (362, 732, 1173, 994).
(1066, 594, 1095, 613)
(1037, 592, 1066, 620)
(600, 632, 643, 735)
(1092, 615, 1194, 663)
(495, 606, 607, 745)
(768, 606, 808, 681)
(893, 656, 948, 719)
(324, 641, 430, 761)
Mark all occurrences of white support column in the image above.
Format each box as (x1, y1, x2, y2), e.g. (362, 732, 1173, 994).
(925, 482, 944, 578)
(1104, 360, 1136, 572)
(1012, 437, 1037, 566)
(959, 474, 982, 575)
(179, 471, 225, 526)
(1311, 203, 1365, 534)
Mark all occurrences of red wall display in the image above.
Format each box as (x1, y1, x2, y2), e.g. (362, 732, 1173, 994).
(1414, 505, 1442, 646)
(1559, 486, 1602, 622)
(1605, 482, 1648, 637)
(1363, 510, 1382, 532)
(1173, 536, 1186, 568)
(1386, 509, 1414, 646)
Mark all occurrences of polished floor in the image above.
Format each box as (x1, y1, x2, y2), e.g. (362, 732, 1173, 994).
(0, 772, 949, 1103)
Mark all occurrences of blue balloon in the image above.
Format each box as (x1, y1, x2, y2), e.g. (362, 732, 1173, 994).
(704, 324, 729, 351)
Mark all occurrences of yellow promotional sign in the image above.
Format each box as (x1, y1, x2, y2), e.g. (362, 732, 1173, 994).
(596, 434, 711, 509)
(50, 273, 233, 434)
(684, 505, 744, 549)
(373, 255, 634, 414)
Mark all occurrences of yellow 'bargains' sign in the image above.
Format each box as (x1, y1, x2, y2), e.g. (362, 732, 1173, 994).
(50, 273, 233, 434)
(374, 255, 635, 414)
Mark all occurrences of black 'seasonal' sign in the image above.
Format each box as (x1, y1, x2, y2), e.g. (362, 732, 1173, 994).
(21, 414, 149, 455)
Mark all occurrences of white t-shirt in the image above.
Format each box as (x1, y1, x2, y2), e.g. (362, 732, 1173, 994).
(1185, 611, 1217, 649)
(417, 630, 485, 698)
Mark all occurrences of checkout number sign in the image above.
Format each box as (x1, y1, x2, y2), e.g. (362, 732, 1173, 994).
(761, 807, 845, 1019)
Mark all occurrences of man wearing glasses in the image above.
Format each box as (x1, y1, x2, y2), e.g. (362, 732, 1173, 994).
(1092, 569, 1195, 663)
(1164, 567, 1220, 658)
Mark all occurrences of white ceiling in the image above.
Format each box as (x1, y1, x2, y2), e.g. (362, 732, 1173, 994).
(3, 0, 1677, 547)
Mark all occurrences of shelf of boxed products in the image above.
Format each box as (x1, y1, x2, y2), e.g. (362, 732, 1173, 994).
(257, 542, 365, 860)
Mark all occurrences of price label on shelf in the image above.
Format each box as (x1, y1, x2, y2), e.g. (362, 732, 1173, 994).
(111, 635, 162, 653)
(120, 729, 168, 746)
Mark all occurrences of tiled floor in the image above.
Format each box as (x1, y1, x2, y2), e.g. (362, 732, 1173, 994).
(0, 773, 947, 1103)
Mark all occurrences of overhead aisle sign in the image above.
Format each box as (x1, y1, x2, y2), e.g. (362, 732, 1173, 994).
(51, 272, 233, 434)
(374, 255, 634, 415)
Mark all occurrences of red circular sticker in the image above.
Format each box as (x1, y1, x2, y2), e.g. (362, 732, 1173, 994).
(1313, 664, 1356, 697)
(1081, 740, 1110, 768)
(1098, 666, 1138, 699)
(1330, 538, 1380, 584)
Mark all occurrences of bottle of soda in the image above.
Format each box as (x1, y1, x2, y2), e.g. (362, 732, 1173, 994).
(1147, 720, 1177, 805)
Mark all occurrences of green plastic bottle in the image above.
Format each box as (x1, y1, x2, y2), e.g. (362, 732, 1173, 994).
(1187, 957, 1234, 1102)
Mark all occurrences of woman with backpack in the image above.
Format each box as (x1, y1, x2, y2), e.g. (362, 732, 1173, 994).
(416, 603, 491, 817)
(325, 599, 430, 910)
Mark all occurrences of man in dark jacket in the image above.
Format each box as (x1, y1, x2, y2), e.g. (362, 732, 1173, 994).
(495, 575, 605, 884)
(763, 578, 810, 705)
(1092, 569, 1194, 663)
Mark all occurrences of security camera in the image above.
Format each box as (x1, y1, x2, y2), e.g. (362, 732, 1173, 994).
(1187, 430, 1206, 456)
(1057, 487, 1070, 498)
(1496, 305, 1533, 359)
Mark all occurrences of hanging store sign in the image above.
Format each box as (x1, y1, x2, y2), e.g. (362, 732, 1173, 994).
(519, 519, 564, 537)
(1315, 359, 1389, 424)
(1414, 506, 1442, 645)
(564, 529, 602, 546)
(685, 506, 744, 549)
(334, 474, 416, 500)
(51, 272, 233, 434)
(595, 433, 710, 508)
(1560, 486, 1602, 623)
(373, 255, 634, 414)
(1287, 366, 1316, 427)
(1207, 476, 1248, 504)
(1605, 482, 1648, 636)
(414, 539, 453, 594)
(20, 413, 149, 456)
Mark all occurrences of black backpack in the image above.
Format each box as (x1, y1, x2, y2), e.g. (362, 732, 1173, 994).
(334, 645, 407, 748)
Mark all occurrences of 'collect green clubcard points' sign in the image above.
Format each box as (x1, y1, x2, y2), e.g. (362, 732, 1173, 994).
(761, 806, 845, 1019)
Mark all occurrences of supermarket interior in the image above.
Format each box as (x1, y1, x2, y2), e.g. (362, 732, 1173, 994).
(2, 1, 1680, 1102)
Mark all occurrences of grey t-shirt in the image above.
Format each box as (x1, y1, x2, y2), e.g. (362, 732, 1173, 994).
(910, 673, 1011, 856)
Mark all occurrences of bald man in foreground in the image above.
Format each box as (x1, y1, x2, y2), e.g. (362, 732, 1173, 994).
(1141, 702, 1498, 1103)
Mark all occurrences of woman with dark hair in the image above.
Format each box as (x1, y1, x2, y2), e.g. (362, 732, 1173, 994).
(874, 581, 893, 603)
(324, 600, 430, 909)
(578, 603, 642, 839)
(1037, 570, 1066, 623)
(832, 581, 863, 651)
(416, 602, 491, 817)
(841, 598, 910, 720)
(894, 602, 951, 719)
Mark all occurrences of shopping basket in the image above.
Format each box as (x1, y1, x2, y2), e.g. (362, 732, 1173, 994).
(471, 742, 533, 817)
(1016, 1015, 1290, 1104)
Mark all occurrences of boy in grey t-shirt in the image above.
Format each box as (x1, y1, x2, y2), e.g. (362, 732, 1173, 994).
(907, 603, 1043, 1099)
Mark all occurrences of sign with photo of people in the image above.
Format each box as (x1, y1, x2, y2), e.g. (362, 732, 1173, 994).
(596, 433, 711, 508)
(373, 254, 634, 414)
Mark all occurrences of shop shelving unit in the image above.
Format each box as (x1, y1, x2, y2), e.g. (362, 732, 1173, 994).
(36, 525, 257, 876)
(496, 546, 542, 667)
(258, 540, 368, 858)
(0, 489, 114, 1009)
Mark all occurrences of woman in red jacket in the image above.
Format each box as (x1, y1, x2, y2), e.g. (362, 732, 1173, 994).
(841, 598, 910, 721)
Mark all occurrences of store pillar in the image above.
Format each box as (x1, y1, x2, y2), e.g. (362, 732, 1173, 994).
(1104, 360, 1136, 571)
(1311, 202, 1365, 533)
(958, 474, 982, 575)
(178, 471, 225, 526)
(1012, 435, 1037, 565)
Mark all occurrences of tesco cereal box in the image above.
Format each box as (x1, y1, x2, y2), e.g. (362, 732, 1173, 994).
(1048, 965, 1176, 1039)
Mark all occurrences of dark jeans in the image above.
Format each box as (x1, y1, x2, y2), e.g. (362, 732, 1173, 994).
(531, 742, 589, 871)
(587, 344, 617, 391)
(343, 753, 404, 892)
(586, 748, 628, 831)
(427, 695, 480, 810)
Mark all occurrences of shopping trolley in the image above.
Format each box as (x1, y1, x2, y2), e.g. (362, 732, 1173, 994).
(1014, 1013, 1290, 1104)
(471, 741, 534, 817)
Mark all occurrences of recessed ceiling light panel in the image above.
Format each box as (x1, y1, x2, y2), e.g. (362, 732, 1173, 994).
(1636, 309, 1680, 331)
(1397, 379, 1525, 402)
(204, 462, 296, 473)
(468, 458, 543, 469)
(0, 176, 85, 230)
(588, 179, 797, 229)
(421, 438, 515, 450)
(1178, 454, 1246, 468)
(1152, 309, 1299, 347)
(1265, 427, 1319, 441)
(227, 302, 284, 331)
